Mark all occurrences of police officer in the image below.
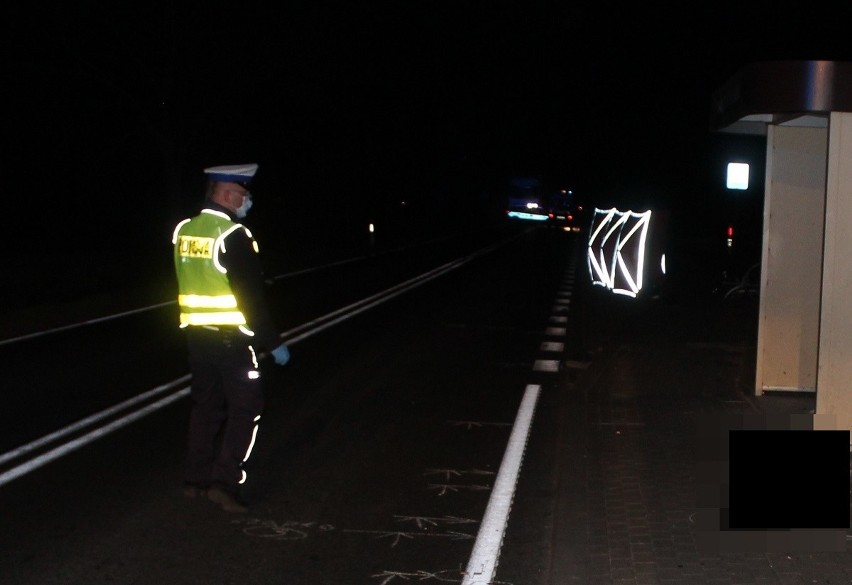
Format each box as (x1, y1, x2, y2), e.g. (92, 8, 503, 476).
(172, 163, 290, 513)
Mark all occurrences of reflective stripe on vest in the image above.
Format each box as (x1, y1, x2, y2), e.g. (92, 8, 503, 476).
(179, 311, 246, 326)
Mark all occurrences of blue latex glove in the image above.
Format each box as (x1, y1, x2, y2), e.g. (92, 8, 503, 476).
(271, 343, 290, 366)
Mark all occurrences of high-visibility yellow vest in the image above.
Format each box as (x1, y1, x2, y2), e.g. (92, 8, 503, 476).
(171, 208, 259, 329)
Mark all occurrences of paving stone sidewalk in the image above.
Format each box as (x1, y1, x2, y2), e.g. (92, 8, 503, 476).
(503, 286, 850, 585)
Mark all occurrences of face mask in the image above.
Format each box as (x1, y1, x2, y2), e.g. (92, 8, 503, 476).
(235, 195, 253, 218)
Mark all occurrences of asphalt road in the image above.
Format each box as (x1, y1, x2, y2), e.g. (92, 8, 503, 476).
(0, 223, 587, 585)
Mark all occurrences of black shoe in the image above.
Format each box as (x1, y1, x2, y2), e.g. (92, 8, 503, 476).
(207, 485, 248, 513)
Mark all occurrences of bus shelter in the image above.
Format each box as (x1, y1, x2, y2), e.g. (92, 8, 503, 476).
(710, 60, 852, 436)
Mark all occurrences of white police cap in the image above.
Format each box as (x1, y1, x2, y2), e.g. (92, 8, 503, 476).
(203, 163, 258, 185)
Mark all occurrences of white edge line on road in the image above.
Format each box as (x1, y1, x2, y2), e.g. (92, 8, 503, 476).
(461, 383, 541, 585)
(281, 258, 467, 345)
(0, 388, 191, 488)
(0, 374, 192, 468)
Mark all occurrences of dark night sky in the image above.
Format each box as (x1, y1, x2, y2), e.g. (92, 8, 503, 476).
(5, 2, 852, 303)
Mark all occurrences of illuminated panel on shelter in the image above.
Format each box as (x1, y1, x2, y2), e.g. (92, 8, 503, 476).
(587, 207, 652, 298)
(726, 163, 749, 190)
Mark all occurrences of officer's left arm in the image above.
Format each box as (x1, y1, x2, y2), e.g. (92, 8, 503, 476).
(221, 230, 281, 352)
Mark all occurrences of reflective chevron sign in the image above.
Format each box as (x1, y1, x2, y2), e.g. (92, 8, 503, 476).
(587, 207, 660, 298)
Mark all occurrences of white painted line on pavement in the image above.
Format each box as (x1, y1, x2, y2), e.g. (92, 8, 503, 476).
(0, 388, 190, 487)
(533, 360, 560, 372)
(461, 383, 541, 585)
(0, 375, 191, 468)
(540, 341, 564, 352)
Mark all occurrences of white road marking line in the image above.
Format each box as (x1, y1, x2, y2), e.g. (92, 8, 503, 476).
(461, 384, 541, 585)
(0, 388, 190, 487)
(533, 360, 560, 372)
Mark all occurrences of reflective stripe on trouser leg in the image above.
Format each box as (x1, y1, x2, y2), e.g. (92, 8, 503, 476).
(239, 415, 261, 485)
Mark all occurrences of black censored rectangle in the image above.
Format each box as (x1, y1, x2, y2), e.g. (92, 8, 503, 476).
(726, 430, 850, 530)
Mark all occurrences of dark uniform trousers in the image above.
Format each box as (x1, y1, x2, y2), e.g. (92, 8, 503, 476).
(184, 327, 264, 495)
